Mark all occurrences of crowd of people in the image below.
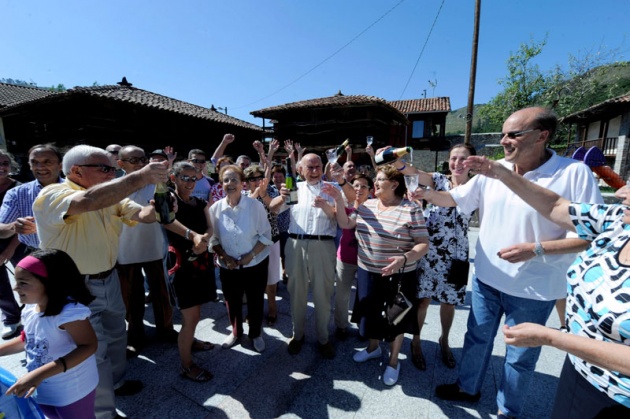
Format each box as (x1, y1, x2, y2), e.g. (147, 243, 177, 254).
(0, 105, 628, 418)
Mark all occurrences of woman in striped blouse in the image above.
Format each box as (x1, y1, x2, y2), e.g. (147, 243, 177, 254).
(323, 164, 429, 386)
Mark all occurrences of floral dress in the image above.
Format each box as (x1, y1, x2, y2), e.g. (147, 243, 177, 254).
(417, 173, 473, 305)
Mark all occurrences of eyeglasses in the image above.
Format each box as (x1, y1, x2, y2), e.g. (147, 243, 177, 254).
(120, 156, 148, 165)
(501, 128, 540, 139)
(78, 164, 117, 173)
(190, 159, 206, 164)
(107, 150, 119, 155)
(0, 161, 10, 167)
(247, 176, 264, 182)
(177, 175, 198, 183)
(374, 177, 390, 183)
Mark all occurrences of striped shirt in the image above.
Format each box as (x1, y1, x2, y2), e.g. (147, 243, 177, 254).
(0, 178, 63, 248)
(355, 199, 428, 273)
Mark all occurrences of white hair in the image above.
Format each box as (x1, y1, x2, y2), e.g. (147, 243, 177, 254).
(62, 145, 110, 174)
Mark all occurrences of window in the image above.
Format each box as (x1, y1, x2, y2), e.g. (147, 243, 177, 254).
(412, 120, 425, 139)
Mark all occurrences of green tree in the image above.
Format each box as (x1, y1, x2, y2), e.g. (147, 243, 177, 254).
(478, 37, 549, 132)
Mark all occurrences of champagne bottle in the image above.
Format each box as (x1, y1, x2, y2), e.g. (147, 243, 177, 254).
(285, 159, 298, 205)
(333, 139, 350, 158)
(374, 146, 412, 165)
(154, 182, 175, 224)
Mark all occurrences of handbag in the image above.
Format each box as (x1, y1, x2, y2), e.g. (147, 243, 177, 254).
(446, 258, 470, 288)
(446, 214, 470, 288)
(385, 258, 412, 326)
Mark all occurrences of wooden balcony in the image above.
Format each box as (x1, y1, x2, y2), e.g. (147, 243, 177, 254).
(567, 137, 618, 156)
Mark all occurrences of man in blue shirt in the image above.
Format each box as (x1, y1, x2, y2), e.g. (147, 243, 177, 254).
(0, 144, 63, 339)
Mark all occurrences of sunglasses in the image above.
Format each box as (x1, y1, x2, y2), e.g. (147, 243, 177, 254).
(501, 128, 540, 139)
(190, 159, 206, 164)
(78, 164, 117, 173)
(247, 176, 264, 182)
(177, 175, 199, 183)
(120, 156, 148, 165)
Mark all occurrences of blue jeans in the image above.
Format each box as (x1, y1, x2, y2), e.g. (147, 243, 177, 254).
(457, 276, 555, 417)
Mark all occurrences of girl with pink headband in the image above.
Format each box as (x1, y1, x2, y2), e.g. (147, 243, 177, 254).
(0, 249, 98, 418)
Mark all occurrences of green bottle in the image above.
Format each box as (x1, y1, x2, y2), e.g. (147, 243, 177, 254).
(154, 182, 175, 224)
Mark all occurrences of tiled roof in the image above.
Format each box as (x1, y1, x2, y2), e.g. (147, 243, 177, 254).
(388, 97, 451, 114)
(251, 92, 408, 122)
(561, 91, 630, 122)
(0, 82, 58, 108)
(0, 83, 262, 131)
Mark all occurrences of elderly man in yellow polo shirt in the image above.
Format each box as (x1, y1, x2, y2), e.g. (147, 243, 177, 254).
(33, 144, 172, 419)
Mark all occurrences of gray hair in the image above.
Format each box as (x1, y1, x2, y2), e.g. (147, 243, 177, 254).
(236, 155, 251, 164)
(62, 145, 110, 174)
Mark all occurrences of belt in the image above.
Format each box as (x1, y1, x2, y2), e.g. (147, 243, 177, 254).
(87, 267, 115, 280)
(289, 233, 334, 241)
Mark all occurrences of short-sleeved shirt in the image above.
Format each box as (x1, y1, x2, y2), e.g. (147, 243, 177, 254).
(0, 178, 63, 248)
(117, 184, 166, 264)
(22, 303, 98, 406)
(450, 151, 602, 300)
(191, 175, 214, 202)
(355, 199, 428, 273)
(33, 179, 142, 274)
(566, 202, 630, 407)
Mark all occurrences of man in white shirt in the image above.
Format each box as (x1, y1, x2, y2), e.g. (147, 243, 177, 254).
(280, 153, 338, 359)
(116, 146, 178, 355)
(416, 107, 603, 418)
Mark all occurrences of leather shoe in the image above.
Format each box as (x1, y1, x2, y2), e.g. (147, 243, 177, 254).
(353, 346, 382, 363)
(435, 383, 480, 402)
(383, 362, 400, 386)
(335, 327, 348, 341)
(287, 337, 304, 355)
(318, 341, 336, 359)
(114, 380, 143, 397)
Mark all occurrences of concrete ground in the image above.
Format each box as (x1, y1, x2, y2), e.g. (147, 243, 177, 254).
(2, 228, 566, 418)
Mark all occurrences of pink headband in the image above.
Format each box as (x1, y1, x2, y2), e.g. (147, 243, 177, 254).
(17, 256, 48, 278)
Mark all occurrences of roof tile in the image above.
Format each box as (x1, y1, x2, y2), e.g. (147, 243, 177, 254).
(0, 83, 58, 108)
(388, 97, 451, 113)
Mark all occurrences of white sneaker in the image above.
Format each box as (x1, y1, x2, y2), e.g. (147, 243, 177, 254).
(221, 334, 239, 349)
(253, 336, 265, 352)
(353, 346, 382, 363)
(383, 362, 401, 386)
(1, 322, 21, 339)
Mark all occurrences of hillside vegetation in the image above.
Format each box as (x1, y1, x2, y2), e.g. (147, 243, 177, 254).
(446, 61, 630, 135)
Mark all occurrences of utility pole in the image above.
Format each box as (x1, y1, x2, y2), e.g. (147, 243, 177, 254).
(465, 0, 481, 145)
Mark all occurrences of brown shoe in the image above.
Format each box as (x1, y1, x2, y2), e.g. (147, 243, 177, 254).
(318, 341, 336, 359)
(287, 337, 304, 355)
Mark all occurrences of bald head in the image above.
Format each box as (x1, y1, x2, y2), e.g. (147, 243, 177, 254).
(300, 153, 323, 184)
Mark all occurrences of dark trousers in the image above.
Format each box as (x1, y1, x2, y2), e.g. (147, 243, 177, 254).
(117, 259, 174, 345)
(0, 243, 28, 326)
(551, 356, 630, 418)
(220, 258, 268, 339)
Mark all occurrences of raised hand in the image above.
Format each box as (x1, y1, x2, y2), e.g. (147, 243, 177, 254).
(222, 133, 235, 144)
(252, 140, 265, 154)
(284, 140, 295, 157)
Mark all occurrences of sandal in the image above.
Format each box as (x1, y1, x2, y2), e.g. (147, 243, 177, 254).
(439, 340, 456, 369)
(180, 363, 213, 382)
(410, 342, 426, 371)
(191, 338, 215, 352)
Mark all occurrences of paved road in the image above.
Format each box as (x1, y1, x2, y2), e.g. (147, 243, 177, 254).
(2, 228, 566, 418)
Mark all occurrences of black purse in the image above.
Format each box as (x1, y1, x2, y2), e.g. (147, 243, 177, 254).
(446, 217, 470, 288)
(446, 258, 470, 288)
(385, 257, 412, 325)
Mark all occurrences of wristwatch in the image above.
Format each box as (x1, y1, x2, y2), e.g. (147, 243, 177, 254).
(533, 241, 545, 256)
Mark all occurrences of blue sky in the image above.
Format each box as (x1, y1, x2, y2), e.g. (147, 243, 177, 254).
(4, 0, 629, 125)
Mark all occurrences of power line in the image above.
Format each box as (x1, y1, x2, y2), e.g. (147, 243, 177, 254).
(231, 0, 407, 110)
(399, 0, 446, 99)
